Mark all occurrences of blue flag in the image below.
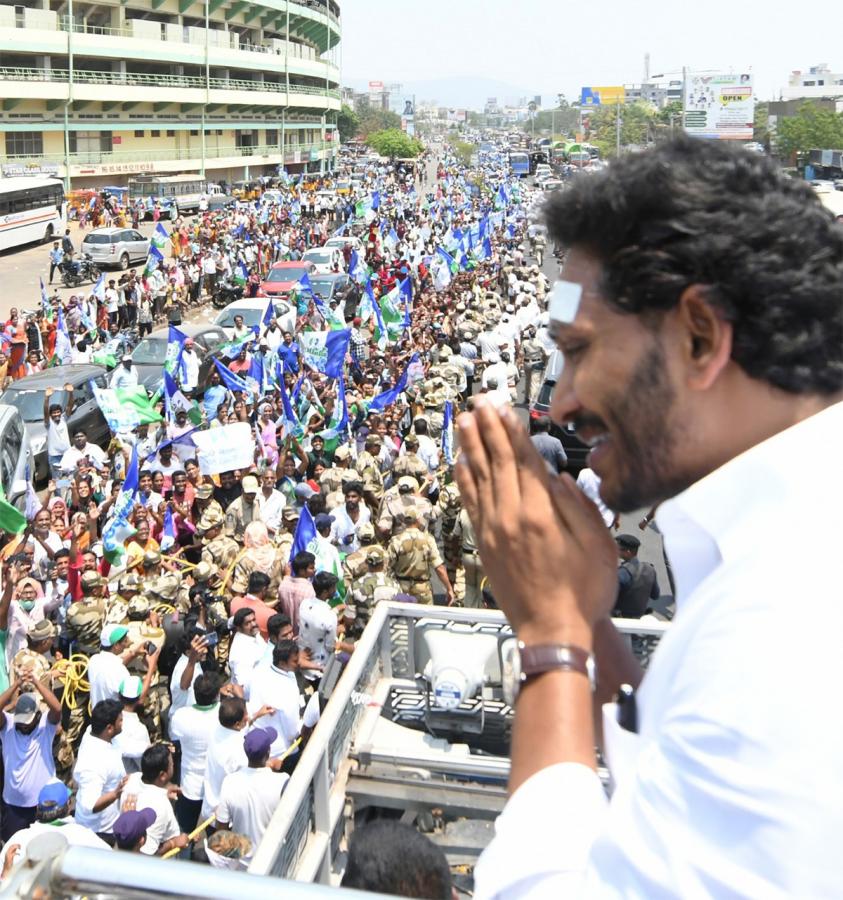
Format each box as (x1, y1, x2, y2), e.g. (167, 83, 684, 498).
(319, 375, 349, 441)
(165, 325, 188, 379)
(298, 329, 351, 380)
(290, 504, 318, 565)
(160, 503, 176, 551)
(260, 299, 274, 332)
(276, 365, 304, 439)
(298, 271, 314, 297)
(367, 353, 418, 413)
(54, 303, 72, 364)
(213, 358, 255, 396)
(144, 243, 164, 275)
(371, 191, 380, 211)
(442, 400, 455, 465)
(102, 444, 139, 565)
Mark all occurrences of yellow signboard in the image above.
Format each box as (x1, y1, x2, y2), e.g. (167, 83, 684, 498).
(580, 86, 626, 106)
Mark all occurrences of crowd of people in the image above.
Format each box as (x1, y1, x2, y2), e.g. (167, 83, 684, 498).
(0, 141, 558, 882)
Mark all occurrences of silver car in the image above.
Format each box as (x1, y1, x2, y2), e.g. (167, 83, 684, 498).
(81, 227, 150, 271)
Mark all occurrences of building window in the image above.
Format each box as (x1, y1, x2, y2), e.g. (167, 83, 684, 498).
(166, 130, 175, 137)
(265, 129, 279, 146)
(4, 131, 43, 157)
(69, 131, 112, 153)
(134, 130, 144, 138)
(150, 130, 161, 137)
(190, 130, 199, 136)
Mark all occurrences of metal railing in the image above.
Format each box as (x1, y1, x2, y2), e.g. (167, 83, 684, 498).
(0, 66, 339, 98)
(250, 602, 669, 882)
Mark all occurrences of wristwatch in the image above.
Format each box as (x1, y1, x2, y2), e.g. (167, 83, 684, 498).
(501, 639, 596, 706)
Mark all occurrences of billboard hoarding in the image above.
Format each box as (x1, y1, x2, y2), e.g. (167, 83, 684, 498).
(580, 86, 626, 107)
(683, 72, 754, 140)
(401, 97, 415, 138)
(368, 80, 384, 91)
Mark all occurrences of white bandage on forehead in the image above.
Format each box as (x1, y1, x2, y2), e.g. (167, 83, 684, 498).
(548, 280, 582, 324)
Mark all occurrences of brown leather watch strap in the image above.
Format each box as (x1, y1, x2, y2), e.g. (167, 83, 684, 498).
(519, 642, 593, 681)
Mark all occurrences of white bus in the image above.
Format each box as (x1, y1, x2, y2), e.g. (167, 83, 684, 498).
(0, 177, 66, 251)
(128, 174, 222, 219)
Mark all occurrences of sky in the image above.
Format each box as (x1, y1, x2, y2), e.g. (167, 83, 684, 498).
(340, 0, 840, 106)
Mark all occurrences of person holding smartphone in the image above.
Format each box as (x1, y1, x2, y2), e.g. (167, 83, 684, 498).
(43, 383, 76, 481)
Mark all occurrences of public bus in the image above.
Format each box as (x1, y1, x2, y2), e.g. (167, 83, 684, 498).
(509, 151, 530, 177)
(128, 174, 221, 219)
(0, 177, 66, 251)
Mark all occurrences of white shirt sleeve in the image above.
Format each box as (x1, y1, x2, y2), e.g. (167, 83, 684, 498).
(473, 763, 608, 900)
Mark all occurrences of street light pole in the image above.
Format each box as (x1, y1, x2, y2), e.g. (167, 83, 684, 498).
(615, 102, 621, 155)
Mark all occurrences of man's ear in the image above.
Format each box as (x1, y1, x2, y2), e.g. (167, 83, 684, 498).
(675, 285, 733, 391)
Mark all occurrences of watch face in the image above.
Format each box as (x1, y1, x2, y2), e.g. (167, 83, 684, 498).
(500, 638, 520, 707)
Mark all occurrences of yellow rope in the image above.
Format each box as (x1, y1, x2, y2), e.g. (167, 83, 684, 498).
(220, 547, 248, 590)
(153, 603, 176, 615)
(51, 654, 90, 710)
(160, 814, 216, 859)
(159, 554, 197, 570)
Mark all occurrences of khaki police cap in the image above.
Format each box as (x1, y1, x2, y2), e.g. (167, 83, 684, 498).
(152, 573, 180, 602)
(27, 619, 56, 642)
(80, 571, 105, 591)
(142, 550, 162, 567)
(397, 475, 419, 493)
(192, 561, 218, 583)
(357, 522, 376, 540)
(197, 508, 225, 534)
(366, 546, 386, 564)
(196, 483, 214, 500)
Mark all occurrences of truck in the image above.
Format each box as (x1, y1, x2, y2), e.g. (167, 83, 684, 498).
(127, 174, 223, 219)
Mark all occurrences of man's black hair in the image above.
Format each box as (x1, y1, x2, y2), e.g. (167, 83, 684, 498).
(140, 743, 171, 783)
(272, 638, 299, 667)
(341, 821, 452, 899)
(246, 571, 271, 594)
(291, 551, 315, 577)
(313, 571, 338, 598)
(219, 695, 246, 729)
(193, 672, 220, 706)
(267, 613, 291, 641)
(343, 480, 364, 496)
(544, 136, 843, 394)
(232, 607, 255, 630)
(90, 699, 122, 736)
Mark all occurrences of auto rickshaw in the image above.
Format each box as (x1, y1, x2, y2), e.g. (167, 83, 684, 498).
(231, 180, 261, 201)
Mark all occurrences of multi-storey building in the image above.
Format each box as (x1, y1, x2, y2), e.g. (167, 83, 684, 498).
(0, 0, 341, 188)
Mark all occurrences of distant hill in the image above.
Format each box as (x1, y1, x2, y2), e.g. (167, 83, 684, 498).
(344, 75, 542, 110)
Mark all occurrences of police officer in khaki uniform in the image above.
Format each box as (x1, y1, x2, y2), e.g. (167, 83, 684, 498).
(123, 590, 167, 741)
(438, 481, 464, 602)
(428, 345, 467, 397)
(199, 508, 241, 573)
(320, 444, 356, 497)
(386, 508, 455, 605)
(275, 506, 300, 568)
(194, 482, 224, 523)
(350, 545, 400, 628)
(356, 434, 384, 509)
(452, 506, 484, 609)
(390, 433, 429, 486)
(342, 521, 378, 585)
(378, 476, 434, 539)
(12, 619, 55, 695)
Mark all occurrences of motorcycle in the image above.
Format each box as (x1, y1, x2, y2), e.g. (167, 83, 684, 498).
(212, 280, 245, 309)
(59, 253, 101, 288)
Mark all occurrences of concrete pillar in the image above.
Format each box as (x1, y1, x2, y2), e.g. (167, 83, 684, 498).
(40, 55, 51, 74)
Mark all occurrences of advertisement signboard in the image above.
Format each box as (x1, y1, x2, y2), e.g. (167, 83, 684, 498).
(683, 72, 754, 140)
(580, 86, 626, 107)
(401, 97, 415, 137)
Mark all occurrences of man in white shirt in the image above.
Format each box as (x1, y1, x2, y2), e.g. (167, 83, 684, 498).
(180, 339, 201, 394)
(255, 468, 286, 537)
(43, 383, 74, 479)
(112, 676, 150, 774)
(59, 428, 107, 474)
(104, 280, 120, 326)
(168, 673, 220, 832)
(74, 699, 127, 837)
(110, 354, 139, 390)
(330, 482, 371, 554)
(87, 625, 158, 707)
(576, 467, 617, 529)
(228, 609, 266, 693)
(170, 628, 209, 714)
(457, 139, 843, 899)
(200, 696, 249, 821)
(216, 727, 290, 851)
(246, 640, 302, 759)
(122, 744, 187, 856)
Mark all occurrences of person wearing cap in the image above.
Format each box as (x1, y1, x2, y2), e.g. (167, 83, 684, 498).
(224, 474, 262, 543)
(192, 481, 224, 525)
(386, 507, 455, 606)
(350, 546, 400, 627)
(198, 507, 240, 573)
(390, 433, 429, 486)
(341, 521, 378, 585)
(400, 419, 440, 476)
(274, 505, 300, 567)
(110, 353, 138, 390)
(3, 780, 110, 871)
(112, 675, 151, 775)
(112, 807, 156, 853)
(377, 476, 433, 540)
(87, 624, 160, 707)
(216, 726, 291, 850)
(180, 338, 200, 394)
(613, 534, 660, 620)
(11, 619, 56, 694)
(0, 675, 63, 840)
(355, 435, 384, 508)
(121, 744, 188, 856)
(65, 570, 107, 657)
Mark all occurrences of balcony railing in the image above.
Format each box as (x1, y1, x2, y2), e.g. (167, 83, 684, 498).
(1, 141, 334, 167)
(0, 66, 339, 98)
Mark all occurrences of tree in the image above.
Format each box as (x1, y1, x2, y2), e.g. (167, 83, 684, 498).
(337, 104, 360, 143)
(366, 129, 424, 159)
(586, 101, 657, 156)
(451, 139, 474, 167)
(777, 102, 843, 159)
(357, 107, 402, 138)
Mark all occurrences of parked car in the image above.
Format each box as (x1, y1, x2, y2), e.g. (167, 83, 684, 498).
(257, 260, 316, 300)
(529, 349, 589, 475)
(301, 246, 342, 275)
(130, 324, 229, 395)
(80, 227, 150, 271)
(323, 235, 361, 253)
(0, 365, 110, 484)
(213, 297, 296, 339)
(0, 405, 33, 512)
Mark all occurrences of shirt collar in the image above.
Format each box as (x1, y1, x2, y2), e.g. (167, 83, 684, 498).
(657, 401, 843, 608)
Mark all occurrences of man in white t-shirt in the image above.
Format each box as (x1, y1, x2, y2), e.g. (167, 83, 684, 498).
(74, 699, 128, 836)
(59, 428, 107, 474)
(170, 629, 209, 715)
(112, 676, 150, 774)
(122, 744, 187, 856)
(180, 339, 201, 394)
(246, 641, 302, 760)
(228, 609, 266, 694)
(575, 467, 617, 529)
(168, 673, 220, 833)
(200, 696, 249, 821)
(43, 384, 75, 480)
(87, 625, 159, 707)
(216, 727, 290, 851)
